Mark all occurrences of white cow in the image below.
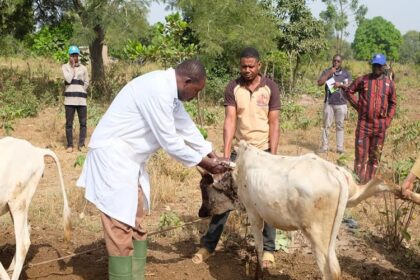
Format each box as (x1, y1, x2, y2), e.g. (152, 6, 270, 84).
(0, 137, 71, 280)
(232, 141, 406, 280)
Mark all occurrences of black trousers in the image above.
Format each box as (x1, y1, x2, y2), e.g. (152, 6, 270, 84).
(65, 105, 87, 148)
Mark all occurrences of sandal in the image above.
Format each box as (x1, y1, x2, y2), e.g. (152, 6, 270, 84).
(192, 248, 213, 264)
(262, 251, 275, 269)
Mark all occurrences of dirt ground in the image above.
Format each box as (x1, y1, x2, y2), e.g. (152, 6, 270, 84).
(1, 88, 420, 280)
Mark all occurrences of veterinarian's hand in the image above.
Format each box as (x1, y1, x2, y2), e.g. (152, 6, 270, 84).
(402, 178, 414, 198)
(198, 157, 229, 174)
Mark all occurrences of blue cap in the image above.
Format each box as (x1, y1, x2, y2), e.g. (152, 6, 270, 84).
(371, 54, 386, 65)
(68, 45, 80, 55)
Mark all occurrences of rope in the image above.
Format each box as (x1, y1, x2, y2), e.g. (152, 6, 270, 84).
(26, 217, 209, 268)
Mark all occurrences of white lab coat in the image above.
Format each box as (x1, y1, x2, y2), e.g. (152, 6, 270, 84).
(76, 68, 212, 226)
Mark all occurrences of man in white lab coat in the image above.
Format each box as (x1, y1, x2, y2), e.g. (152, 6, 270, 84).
(77, 59, 228, 280)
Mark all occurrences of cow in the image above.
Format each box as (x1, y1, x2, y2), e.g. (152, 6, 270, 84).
(198, 141, 419, 280)
(0, 137, 71, 280)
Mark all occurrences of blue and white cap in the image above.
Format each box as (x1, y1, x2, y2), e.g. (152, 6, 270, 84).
(371, 54, 386, 65)
(68, 45, 80, 55)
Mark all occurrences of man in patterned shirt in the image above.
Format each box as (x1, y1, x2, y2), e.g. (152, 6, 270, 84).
(344, 54, 397, 184)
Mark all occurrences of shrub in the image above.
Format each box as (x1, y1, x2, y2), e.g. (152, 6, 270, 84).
(0, 79, 38, 134)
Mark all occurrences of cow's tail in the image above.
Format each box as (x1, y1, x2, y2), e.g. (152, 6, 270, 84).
(41, 148, 72, 242)
(327, 170, 349, 280)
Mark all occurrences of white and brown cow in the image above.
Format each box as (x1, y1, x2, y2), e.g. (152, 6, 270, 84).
(199, 141, 418, 280)
(0, 137, 71, 280)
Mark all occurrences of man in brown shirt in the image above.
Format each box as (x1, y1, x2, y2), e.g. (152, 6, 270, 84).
(193, 47, 281, 267)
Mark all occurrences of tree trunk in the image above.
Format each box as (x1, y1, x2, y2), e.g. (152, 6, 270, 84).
(292, 54, 301, 90)
(89, 24, 106, 97)
(288, 51, 293, 94)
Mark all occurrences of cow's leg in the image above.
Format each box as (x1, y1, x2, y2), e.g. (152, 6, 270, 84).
(304, 225, 339, 280)
(6, 211, 16, 272)
(8, 204, 31, 280)
(0, 262, 10, 280)
(247, 211, 264, 280)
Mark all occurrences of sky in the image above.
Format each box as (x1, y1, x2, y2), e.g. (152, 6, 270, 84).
(147, 0, 420, 42)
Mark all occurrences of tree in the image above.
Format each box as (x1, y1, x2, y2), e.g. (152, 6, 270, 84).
(33, 0, 73, 26)
(265, 0, 327, 91)
(320, 0, 367, 54)
(352, 16, 402, 61)
(400, 31, 420, 64)
(121, 13, 198, 67)
(0, 0, 34, 39)
(165, 0, 279, 71)
(71, 0, 149, 91)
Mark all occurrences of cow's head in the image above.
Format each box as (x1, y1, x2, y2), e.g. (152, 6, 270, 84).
(198, 170, 241, 218)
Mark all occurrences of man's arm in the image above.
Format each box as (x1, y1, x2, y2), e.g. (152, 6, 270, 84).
(317, 67, 335, 86)
(223, 106, 236, 158)
(62, 64, 74, 84)
(83, 65, 90, 91)
(402, 155, 420, 196)
(345, 77, 362, 110)
(268, 110, 279, 154)
(386, 81, 397, 127)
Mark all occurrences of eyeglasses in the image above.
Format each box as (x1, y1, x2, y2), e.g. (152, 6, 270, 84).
(333, 59, 341, 62)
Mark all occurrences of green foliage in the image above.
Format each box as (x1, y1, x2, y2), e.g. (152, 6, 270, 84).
(275, 230, 291, 252)
(197, 126, 208, 140)
(319, 0, 367, 53)
(203, 72, 230, 103)
(0, 79, 38, 134)
(336, 153, 350, 166)
(87, 102, 107, 127)
(120, 13, 197, 67)
(74, 154, 86, 167)
(0, 0, 34, 39)
(280, 98, 306, 130)
(352, 16, 403, 61)
(27, 18, 74, 63)
(399, 31, 420, 64)
(184, 99, 219, 126)
(158, 211, 181, 229)
(388, 120, 420, 154)
(0, 35, 30, 56)
(170, 0, 278, 70)
(106, 1, 149, 56)
(264, 0, 327, 91)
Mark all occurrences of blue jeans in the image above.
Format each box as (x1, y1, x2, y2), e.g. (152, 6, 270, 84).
(201, 149, 276, 253)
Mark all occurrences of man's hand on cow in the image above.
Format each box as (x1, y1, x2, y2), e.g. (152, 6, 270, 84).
(198, 157, 232, 174)
(401, 176, 415, 198)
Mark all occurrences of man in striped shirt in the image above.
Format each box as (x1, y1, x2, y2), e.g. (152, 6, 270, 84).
(344, 54, 397, 184)
(62, 45, 89, 152)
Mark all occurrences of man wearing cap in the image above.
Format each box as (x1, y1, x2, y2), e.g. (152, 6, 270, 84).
(344, 54, 397, 184)
(317, 54, 352, 154)
(62, 45, 89, 152)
